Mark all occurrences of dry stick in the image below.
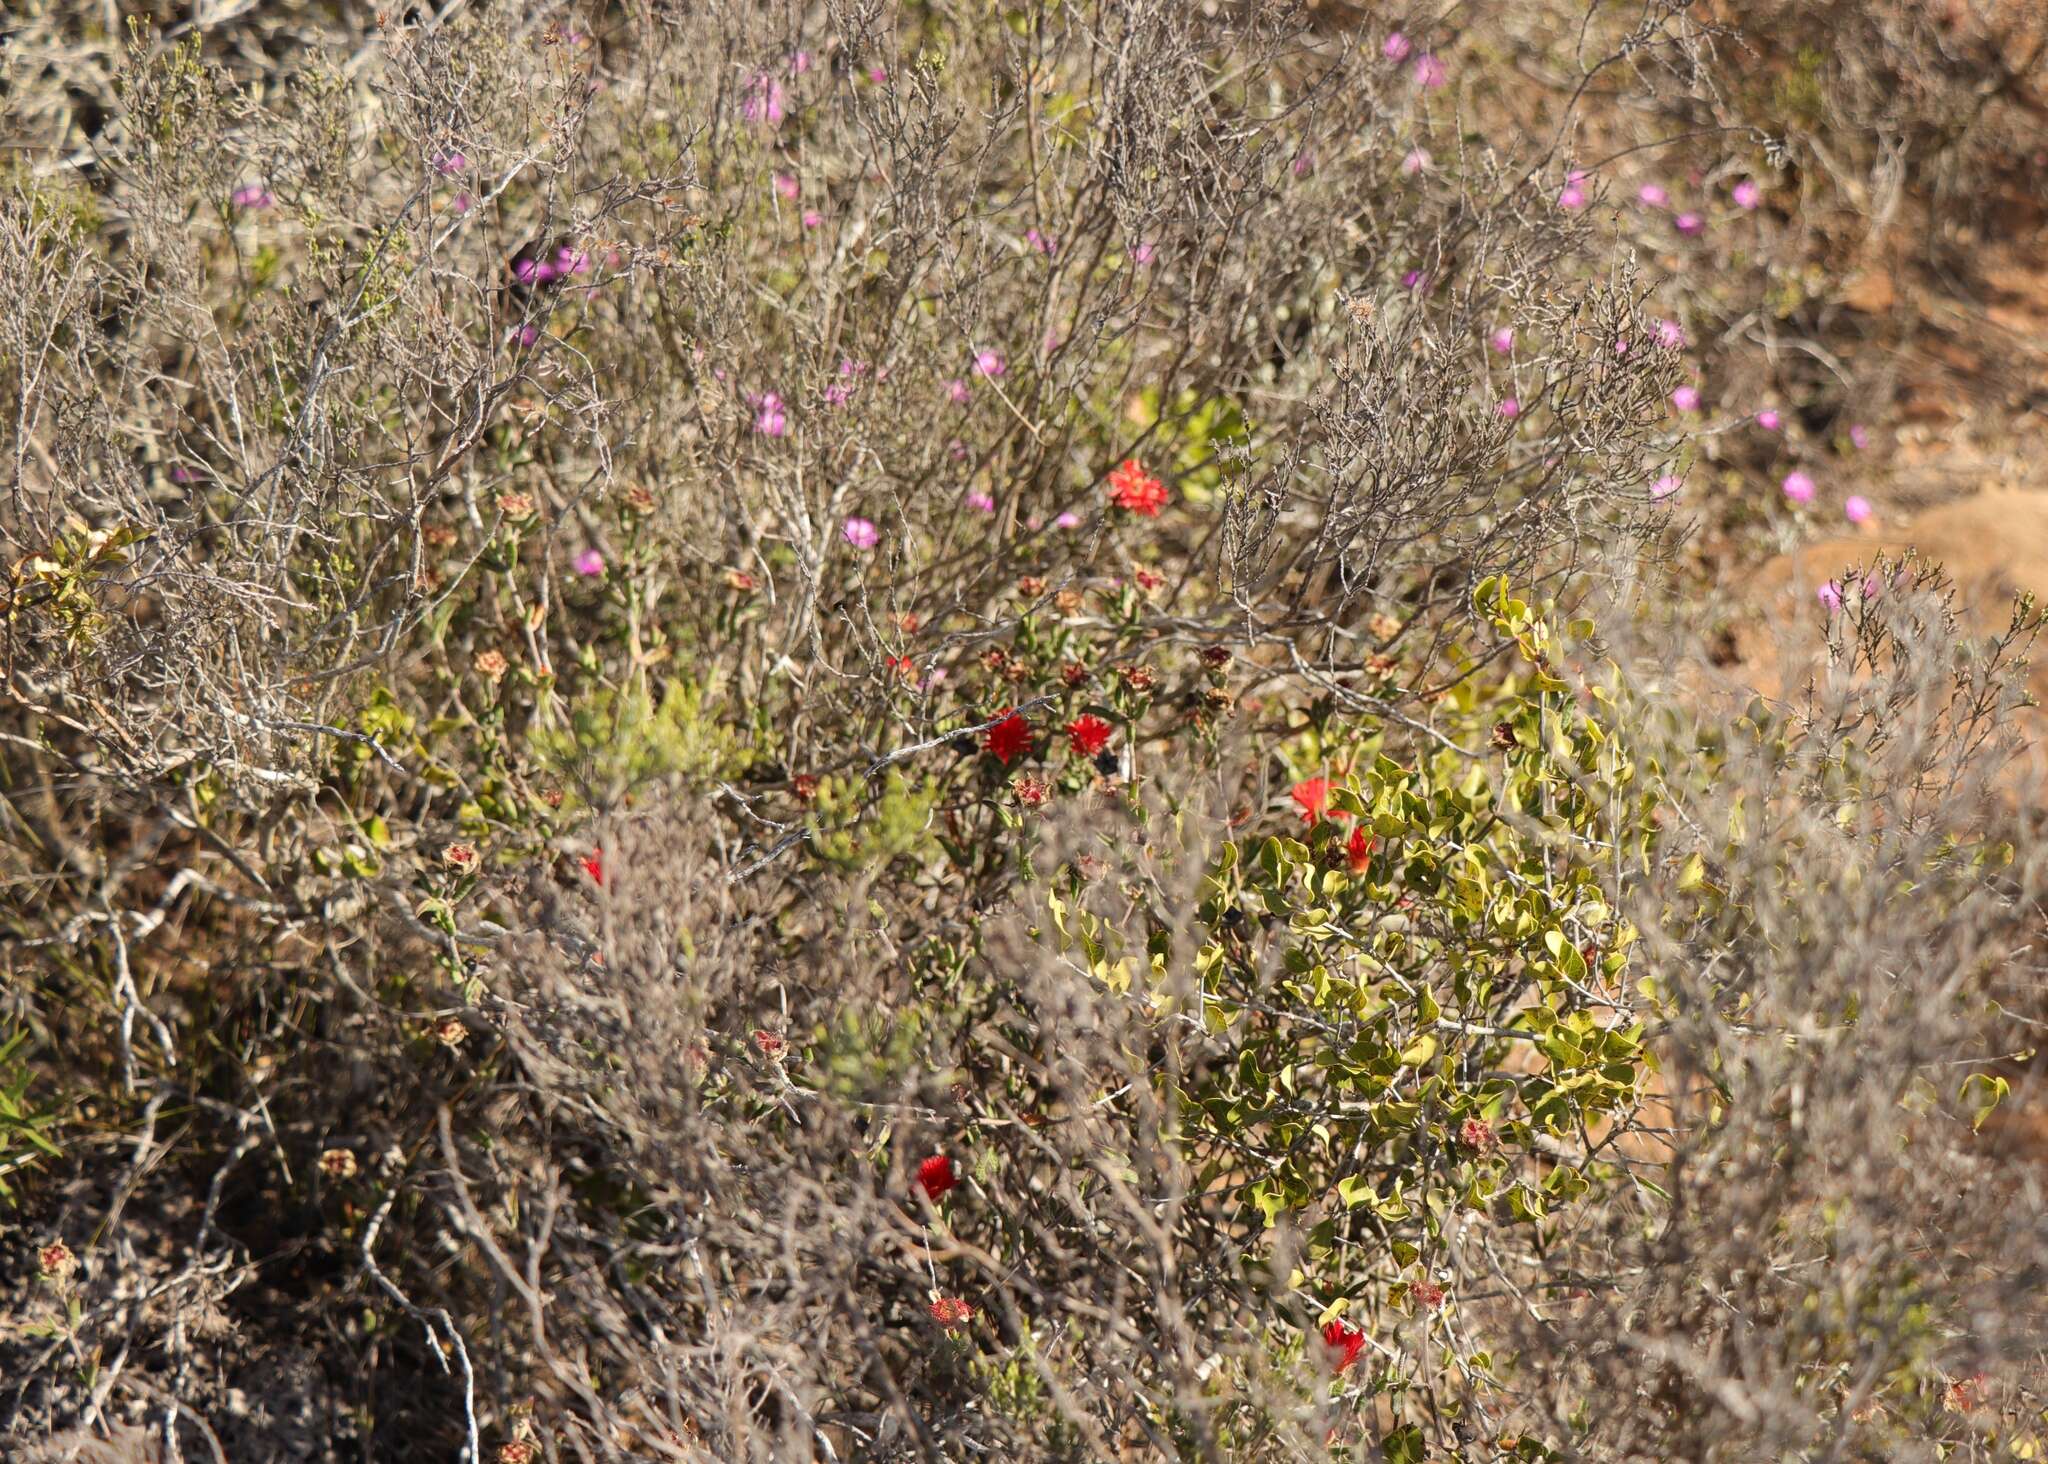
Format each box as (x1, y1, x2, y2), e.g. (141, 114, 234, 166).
(361, 1189, 482, 1464)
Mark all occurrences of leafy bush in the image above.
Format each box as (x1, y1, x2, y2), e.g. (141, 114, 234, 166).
(3, 3, 2046, 1461)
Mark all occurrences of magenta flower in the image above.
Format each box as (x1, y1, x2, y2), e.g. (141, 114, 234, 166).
(966, 490, 996, 513)
(823, 384, 851, 407)
(1413, 54, 1448, 88)
(1557, 184, 1587, 211)
(867, 64, 888, 84)
(452, 193, 473, 214)
(1755, 409, 1782, 432)
(1132, 241, 1156, 264)
(1652, 473, 1683, 499)
(1383, 32, 1413, 62)
(1844, 495, 1874, 525)
(774, 172, 800, 200)
(1025, 227, 1058, 256)
(231, 185, 275, 210)
(753, 392, 788, 437)
(1496, 397, 1522, 420)
(553, 246, 591, 277)
(433, 151, 467, 175)
(1291, 152, 1315, 178)
(1055, 511, 1081, 529)
(1402, 148, 1432, 177)
(1671, 385, 1701, 413)
(790, 50, 813, 75)
(573, 548, 606, 577)
(1655, 319, 1686, 349)
(945, 378, 972, 405)
(741, 74, 788, 126)
(1849, 423, 1871, 450)
(1732, 179, 1762, 210)
(1817, 580, 1844, 614)
(842, 516, 880, 549)
(801, 209, 823, 229)
(1674, 211, 1705, 236)
(1781, 470, 1816, 504)
(1401, 268, 1429, 292)
(1489, 326, 1515, 353)
(974, 350, 1006, 378)
(511, 323, 541, 348)
(1614, 338, 1631, 357)
(1638, 183, 1669, 208)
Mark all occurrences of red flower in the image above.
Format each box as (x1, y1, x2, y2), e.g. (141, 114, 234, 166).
(887, 654, 918, 682)
(1012, 773, 1051, 808)
(1321, 1319, 1367, 1374)
(929, 1296, 973, 1329)
(1457, 1117, 1498, 1153)
(1107, 459, 1169, 516)
(917, 1154, 957, 1201)
(983, 709, 1032, 766)
(581, 849, 605, 885)
(1066, 714, 1113, 756)
(1291, 777, 1331, 825)
(1410, 1279, 1446, 1311)
(1345, 824, 1376, 874)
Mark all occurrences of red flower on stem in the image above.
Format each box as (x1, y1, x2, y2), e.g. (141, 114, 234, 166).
(917, 1154, 957, 1201)
(1345, 824, 1376, 874)
(1321, 1318, 1367, 1374)
(929, 1296, 973, 1328)
(581, 849, 605, 885)
(1291, 777, 1331, 825)
(983, 709, 1032, 766)
(1106, 459, 1169, 516)
(1066, 714, 1113, 756)
(1410, 1279, 1447, 1311)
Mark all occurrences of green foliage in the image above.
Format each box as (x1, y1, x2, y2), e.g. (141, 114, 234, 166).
(0, 1031, 61, 1203)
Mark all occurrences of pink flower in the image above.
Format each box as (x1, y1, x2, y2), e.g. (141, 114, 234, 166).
(1614, 338, 1631, 357)
(231, 184, 275, 210)
(1652, 473, 1683, 499)
(1655, 319, 1686, 349)
(741, 74, 787, 126)
(1382, 31, 1413, 62)
(452, 193, 473, 214)
(773, 172, 800, 200)
(1132, 241, 1156, 264)
(1671, 385, 1701, 413)
(553, 246, 591, 277)
(1844, 495, 1874, 525)
(823, 384, 851, 407)
(1055, 511, 1081, 529)
(842, 516, 880, 549)
(867, 64, 888, 84)
(1291, 152, 1315, 178)
(1638, 183, 1669, 208)
(1402, 148, 1432, 176)
(1817, 580, 1844, 613)
(1402, 269, 1429, 292)
(974, 350, 1006, 378)
(945, 378, 972, 405)
(966, 490, 996, 513)
(1732, 179, 1762, 210)
(433, 151, 467, 175)
(1413, 54, 1448, 88)
(1781, 470, 1817, 504)
(1025, 227, 1058, 256)
(1489, 327, 1515, 354)
(1557, 184, 1587, 211)
(1674, 211, 1704, 236)
(753, 392, 788, 437)
(512, 323, 541, 348)
(789, 50, 813, 75)
(1849, 423, 1871, 450)
(1496, 397, 1522, 420)
(801, 209, 823, 229)
(573, 548, 606, 577)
